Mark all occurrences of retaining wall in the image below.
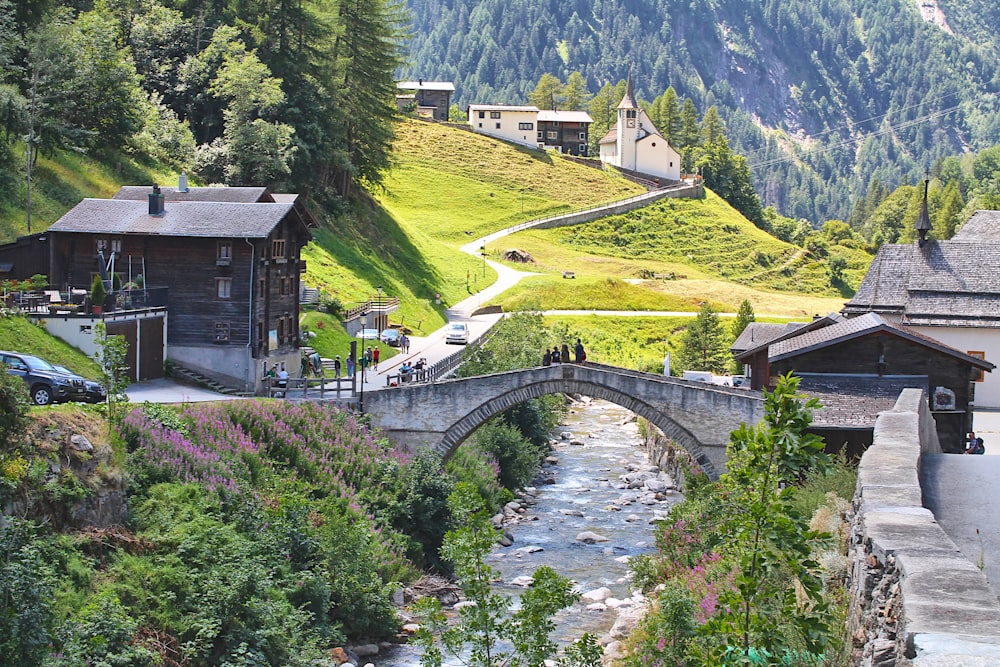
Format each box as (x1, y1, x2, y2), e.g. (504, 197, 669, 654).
(847, 388, 1000, 665)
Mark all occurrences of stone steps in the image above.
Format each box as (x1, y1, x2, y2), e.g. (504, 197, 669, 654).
(170, 364, 248, 396)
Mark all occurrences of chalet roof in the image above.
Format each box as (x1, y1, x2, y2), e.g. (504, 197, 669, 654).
(767, 312, 994, 370)
(467, 104, 539, 113)
(735, 313, 845, 359)
(397, 80, 455, 92)
(843, 240, 1000, 325)
(798, 374, 928, 429)
(537, 110, 593, 123)
(953, 210, 1000, 241)
(730, 322, 806, 354)
(48, 199, 297, 239)
(114, 186, 271, 203)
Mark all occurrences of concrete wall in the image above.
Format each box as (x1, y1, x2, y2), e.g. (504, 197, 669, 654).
(847, 388, 1000, 665)
(531, 184, 703, 232)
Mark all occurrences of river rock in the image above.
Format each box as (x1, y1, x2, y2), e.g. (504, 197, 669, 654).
(585, 602, 608, 612)
(499, 532, 514, 547)
(402, 623, 420, 634)
(624, 514, 642, 523)
(604, 641, 627, 660)
(543, 476, 556, 484)
(581, 586, 612, 603)
(351, 644, 379, 657)
(609, 605, 646, 638)
(545, 456, 559, 464)
(490, 513, 504, 527)
(504, 501, 521, 513)
(560, 508, 584, 517)
(510, 575, 534, 587)
(70, 434, 94, 452)
(517, 545, 544, 554)
(454, 600, 477, 609)
(643, 478, 669, 493)
(576, 531, 609, 543)
(560, 431, 572, 440)
(569, 439, 585, 446)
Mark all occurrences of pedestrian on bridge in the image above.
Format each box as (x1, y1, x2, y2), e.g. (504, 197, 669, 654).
(542, 349, 552, 366)
(574, 339, 586, 363)
(561, 343, 571, 365)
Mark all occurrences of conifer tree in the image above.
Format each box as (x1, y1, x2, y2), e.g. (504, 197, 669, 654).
(562, 71, 589, 110)
(676, 302, 729, 373)
(528, 72, 563, 110)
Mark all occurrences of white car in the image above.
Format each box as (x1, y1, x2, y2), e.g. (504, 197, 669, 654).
(445, 323, 469, 345)
(356, 328, 380, 340)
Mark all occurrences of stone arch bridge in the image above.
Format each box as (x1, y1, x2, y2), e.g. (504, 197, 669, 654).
(364, 363, 764, 478)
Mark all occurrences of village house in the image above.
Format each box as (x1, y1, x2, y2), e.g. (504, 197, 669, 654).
(44, 178, 315, 394)
(396, 80, 455, 121)
(598, 74, 681, 182)
(734, 312, 993, 454)
(536, 110, 592, 156)
(467, 104, 549, 150)
(842, 184, 1000, 409)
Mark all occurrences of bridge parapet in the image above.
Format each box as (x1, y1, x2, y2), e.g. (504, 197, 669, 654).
(847, 389, 1000, 664)
(364, 362, 764, 478)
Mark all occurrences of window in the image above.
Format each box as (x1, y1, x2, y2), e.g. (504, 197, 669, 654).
(217, 241, 232, 265)
(271, 239, 286, 261)
(626, 109, 637, 119)
(537, 131, 543, 140)
(215, 322, 230, 342)
(490, 111, 501, 119)
(258, 278, 265, 298)
(495, 122, 501, 129)
(969, 351, 987, 382)
(579, 144, 587, 153)
(95, 239, 108, 255)
(216, 277, 232, 299)
(256, 321, 265, 351)
(579, 132, 586, 140)
(110, 239, 122, 253)
(478, 110, 485, 118)
(478, 122, 483, 128)
(518, 122, 534, 130)
(547, 131, 557, 139)
(277, 317, 285, 340)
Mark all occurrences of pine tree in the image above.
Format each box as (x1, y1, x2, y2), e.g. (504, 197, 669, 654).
(732, 299, 755, 340)
(528, 72, 563, 110)
(562, 71, 589, 110)
(660, 86, 681, 144)
(676, 303, 729, 373)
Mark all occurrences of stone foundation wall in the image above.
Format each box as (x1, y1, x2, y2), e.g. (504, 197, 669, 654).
(847, 388, 1000, 665)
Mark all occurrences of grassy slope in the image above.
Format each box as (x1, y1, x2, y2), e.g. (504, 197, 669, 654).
(0, 314, 103, 379)
(0, 145, 174, 242)
(491, 189, 870, 314)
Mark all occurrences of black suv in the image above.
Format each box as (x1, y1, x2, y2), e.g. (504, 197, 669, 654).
(0, 351, 90, 405)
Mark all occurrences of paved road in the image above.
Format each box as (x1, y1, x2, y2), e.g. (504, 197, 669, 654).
(920, 453, 1000, 599)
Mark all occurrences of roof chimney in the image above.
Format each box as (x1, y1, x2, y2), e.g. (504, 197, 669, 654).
(178, 172, 189, 193)
(148, 184, 165, 216)
(916, 174, 932, 247)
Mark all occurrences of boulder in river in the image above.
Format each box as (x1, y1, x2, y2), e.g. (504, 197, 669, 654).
(576, 531, 609, 543)
(581, 586, 612, 603)
(510, 575, 534, 587)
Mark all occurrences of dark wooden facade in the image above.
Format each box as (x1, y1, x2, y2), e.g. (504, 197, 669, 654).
(48, 213, 310, 368)
(536, 120, 590, 156)
(0, 232, 50, 280)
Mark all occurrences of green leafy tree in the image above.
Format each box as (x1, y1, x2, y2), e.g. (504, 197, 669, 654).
(0, 366, 29, 453)
(413, 484, 580, 667)
(698, 375, 832, 662)
(94, 320, 130, 433)
(562, 71, 590, 110)
(676, 303, 729, 373)
(529, 72, 564, 110)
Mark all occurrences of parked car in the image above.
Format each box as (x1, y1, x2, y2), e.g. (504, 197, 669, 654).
(380, 328, 401, 346)
(0, 351, 89, 405)
(445, 323, 469, 345)
(355, 328, 380, 340)
(53, 365, 107, 403)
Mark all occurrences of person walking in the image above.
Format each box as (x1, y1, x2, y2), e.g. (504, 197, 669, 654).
(360, 348, 370, 381)
(561, 343, 571, 365)
(542, 348, 552, 366)
(299, 350, 310, 378)
(346, 355, 356, 378)
(574, 338, 586, 364)
(333, 355, 342, 379)
(372, 346, 380, 370)
(551, 346, 561, 363)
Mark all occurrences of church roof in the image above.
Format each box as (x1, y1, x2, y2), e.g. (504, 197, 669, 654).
(953, 210, 1000, 241)
(617, 71, 638, 109)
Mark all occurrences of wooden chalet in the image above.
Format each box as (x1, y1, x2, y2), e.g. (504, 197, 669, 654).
(536, 110, 593, 156)
(734, 312, 994, 453)
(46, 181, 315, 394)
(396, 80, 455, 121)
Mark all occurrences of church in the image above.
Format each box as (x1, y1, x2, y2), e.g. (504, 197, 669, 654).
(598, 75, 682, 182)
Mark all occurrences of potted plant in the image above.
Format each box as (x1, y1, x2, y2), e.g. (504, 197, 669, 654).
(90, 275, 106, 314)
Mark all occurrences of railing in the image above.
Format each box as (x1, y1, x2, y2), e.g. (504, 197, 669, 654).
(267, 375, 356, 399)
(342, 296, 402, 322)
(384, 317, 503, 387)
(6, 286, 169, 315)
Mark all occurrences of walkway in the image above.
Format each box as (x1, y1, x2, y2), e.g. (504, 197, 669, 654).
(920, 454, 1000, 598)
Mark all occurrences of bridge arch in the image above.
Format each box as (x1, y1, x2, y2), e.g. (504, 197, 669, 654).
(439, 377, 720, 478)
(364, 364, 764, 480)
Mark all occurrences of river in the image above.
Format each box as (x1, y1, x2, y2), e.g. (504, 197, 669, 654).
(377, 398, 683, 665)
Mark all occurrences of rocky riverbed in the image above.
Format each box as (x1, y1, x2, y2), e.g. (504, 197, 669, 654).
(373, 398, 684, 666)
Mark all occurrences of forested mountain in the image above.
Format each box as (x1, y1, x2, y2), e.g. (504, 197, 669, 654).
(402, 0, 1000, 225)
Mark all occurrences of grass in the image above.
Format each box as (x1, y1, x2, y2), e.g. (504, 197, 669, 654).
(299, 310, 398, 363)
(547, 314, 807, 374)
(0, 313, 103, 378)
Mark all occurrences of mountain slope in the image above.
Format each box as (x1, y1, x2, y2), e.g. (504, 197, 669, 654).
(402, 0, 1000, 224)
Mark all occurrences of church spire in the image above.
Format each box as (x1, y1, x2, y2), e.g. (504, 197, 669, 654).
(916, 173, 932, 247)
(617, 66, 638, 110)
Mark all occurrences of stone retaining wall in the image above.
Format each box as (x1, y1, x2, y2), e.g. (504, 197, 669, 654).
(847, 388, 1000, 665)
